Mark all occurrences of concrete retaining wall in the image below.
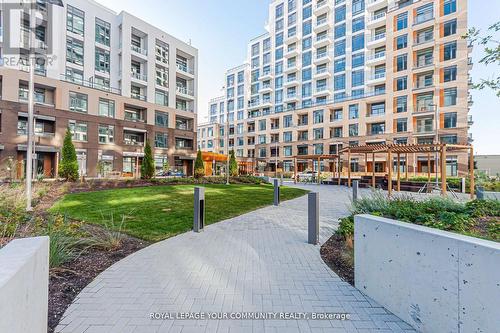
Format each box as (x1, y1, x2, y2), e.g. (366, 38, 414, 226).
(0, 237, 50, 333)
(354, 215, 500, 333)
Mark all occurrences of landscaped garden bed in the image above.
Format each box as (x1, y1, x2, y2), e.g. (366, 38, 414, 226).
(321, 191, 500, 286)
(1, 179, 307, 332)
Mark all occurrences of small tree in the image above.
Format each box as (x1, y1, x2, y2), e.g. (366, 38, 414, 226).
(229, 150, 238, 177)
(194, 150, 205, 179)
(163, 160, 171, 173)
(59, 128, 79, 181)
(141, 140, 155, 179)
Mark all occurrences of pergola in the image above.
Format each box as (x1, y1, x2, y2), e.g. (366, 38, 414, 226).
(340, 143, 475, 198)
(292, 154, 339, 185)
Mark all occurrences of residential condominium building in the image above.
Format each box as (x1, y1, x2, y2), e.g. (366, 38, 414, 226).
(199, 0, 472, 177)
(0, 0, 198, 179)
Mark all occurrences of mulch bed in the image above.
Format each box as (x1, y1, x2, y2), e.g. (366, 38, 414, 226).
(320, 235, 355, 285)
(48, 235, 147, 332)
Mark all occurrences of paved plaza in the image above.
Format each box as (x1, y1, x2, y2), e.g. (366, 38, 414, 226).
(55, 185, 415, 333)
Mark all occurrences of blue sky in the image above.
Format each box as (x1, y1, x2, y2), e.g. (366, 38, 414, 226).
(99, 0, 500, 155)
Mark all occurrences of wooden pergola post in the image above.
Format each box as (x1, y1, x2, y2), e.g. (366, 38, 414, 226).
(317, 157, 321, 185)
(371, 152, 376, 188)
(338, 155, 341, 186)
(347, 149, 351, 188)
(387, 150, 392, 196)
(470, 146, 475, 199)
(294, 158, 297, 184)
(427, 152, 431, 183)
(405, 153, 409, 180)
(397, 153, 401, 192)
(441, 145, 447, 196)
(364, 153, 368, 176)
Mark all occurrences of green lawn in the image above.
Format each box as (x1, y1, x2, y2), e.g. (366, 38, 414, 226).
(50, 184, 307, 241)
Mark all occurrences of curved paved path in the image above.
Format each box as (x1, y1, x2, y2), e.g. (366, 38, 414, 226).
(56, 185, 415, 333)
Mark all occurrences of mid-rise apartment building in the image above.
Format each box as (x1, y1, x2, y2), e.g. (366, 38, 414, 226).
(198, 0, 472, 177)
(0, 0, 198, 178)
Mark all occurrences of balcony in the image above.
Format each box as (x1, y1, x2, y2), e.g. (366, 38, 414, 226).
(260, 69, 273, 80)
(367, 12, 386, 28)
(259, 84, 273, 93)
(284, 47, 299, 58)
(131, 92, 146, 101)
(285, 32, 299, 44)
(414, 32, 434, 46)
(416, 125, 434, 135)
(366, 51, 386, 65)
(414, 12, 434, 26)
(248, 100, 261, 110)
(468, 115, 474, 126)
(414, 57, 434, 70)
(176, 85, 195, 99)
(314, 17, 332, 33)
(313, 85, 330, 97)
(176, 62, 195, 78)
(314, 0, 333, 15)
(284, 63, 299, 74)
(131, 71, 147, 82)
(314, 34, 330, 48)
(366, 72, 386, 85)
(367, 33, 386, 48)
(315, 67, 331, 79)
(414, 80, 434, 91)
(131, 44, 148, 56)
(284, 77, 299, 87)
(284, 93, 299, 103)
(314, 52, 331, 65)
(367, 0, 388, 11)
(413, 105, 436, 114)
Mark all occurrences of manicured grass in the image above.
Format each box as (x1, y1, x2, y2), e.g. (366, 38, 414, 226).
(50, 184, 307, 241)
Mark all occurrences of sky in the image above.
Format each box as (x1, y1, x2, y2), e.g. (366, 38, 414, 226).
(98, 0, 500, 155)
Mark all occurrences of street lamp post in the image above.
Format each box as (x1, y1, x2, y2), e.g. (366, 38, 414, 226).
(225, 118, 230, 185)
(25, 0, 64, 212)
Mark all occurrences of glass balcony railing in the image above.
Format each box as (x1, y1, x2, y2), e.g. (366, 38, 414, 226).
(131, 44, 148, 56)
(176, 86, 194, 96)
(176, 62, 194, 74)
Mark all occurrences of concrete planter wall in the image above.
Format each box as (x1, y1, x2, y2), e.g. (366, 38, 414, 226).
(354, 215, 500, 333)
(0, 237, 50, 333)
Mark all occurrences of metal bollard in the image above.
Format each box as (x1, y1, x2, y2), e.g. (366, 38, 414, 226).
(308, 192, 319, 245)
(274, 179, 280, 206)
(353, 180, 359, 202)
(193, 187, 205, 232)
(461, 178, 466, 194)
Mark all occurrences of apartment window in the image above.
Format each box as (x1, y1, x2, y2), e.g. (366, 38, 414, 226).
(155, 132, 168, 148)
(155, 111, 169, 128)
(396, 77, 408, 91)
(251, 43, 260, 57)
(302, 21, 312, 36)
(349, 124, 359, 137)
(283, 131, 293, 142)
(259, 119, 266, 131)
(335, 5, 346, 22)
(443, 112, 457, 128)
(352, 70, 364, 87)
(396, 118, 407, 132)
(443, 0, 457, 15)
(335, 24, 346, 39)
(98, 124, 114, 144)
(156, 43, 169, 64)
(276, 18, 284, 31)
(155, 90, 168, 107)
(313, 110, 324, 124)
(352, 53, 364, 68)
(444, 41, 457, 61)
(303, 5, 312, 20)
(67, 5, 84, 36)
(94, 76, 109, 90)
(415, 3, 434, 25)
(334, 40, 346, 57)
(65, 67, 83, 84)
(69, 120, 88, 141)
(156, 66, 168, 87)
(352, 0, 364, 15)
(349, 104, 359, 119)
(396, 54, 407, 71)
(370, 122, 385, 135)
(352, 17, 365, 33)
(332, 127, 343, 138)
(313, 128, 323, 140)
(69, 92, 87, 113)
(397, 12, 408, 30)
(95, 18, 110, 46)
(98, 98, 115, 118)
(66, 37, 84, 65)
(441, 135, 458, 144)
(397, 96, 407, 113)
(396, 34, 408, 49)
(314, 144, 324, 155)
(443, 66, 457, 82)
(334, 74, 345, 91)
(334, 58, 346, 72)
(276, 3, 284, 18)
(95, 48, 110, 73)
(333, 109, 343, 120)
(443, 19, 457, 36)
(370, 102, 386, 116)
(444, 87, 457, 106)
(352, 34, 364, 52)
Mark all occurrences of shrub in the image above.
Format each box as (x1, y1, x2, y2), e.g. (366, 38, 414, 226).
(194, 150, 205, 179)
(86, 213, 127, 251)
(59, 128, 79, 181)
(229, 150, 238, 177)
(466, 199, 500, 218)
(141, 141, 155, 180)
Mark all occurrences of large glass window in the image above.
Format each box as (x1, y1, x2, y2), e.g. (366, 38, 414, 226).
(67, 5, 84, 36)
(98, 124, 114, 144)
(443, 41, 457, 61)
(396, 34, 407, 49)
(98, 98, 115, 118)
(69, 92, 87, 113)
(155, 111, 169, 128)
(335, 5, 346, 23)
(397, 12, 408, 30)
(95, 48, 110, 73)
(352, 17, 365, 33)
(349, 104, 359, 119)
(155, 132, 168, 148)
(352, 53, 364, 68)
(443, 0, 457, 15)
(443, 112, 457, 128)
(352, 34, 364, 52)
(95, 18, 110, 46)
(443, 19, 457, 37)
(444, 87, 457, 106)
(66, 37, 84, 65)
(69, 120, 88, 141)
(352, 70, 364, 87)
(443, 66, 457, 82)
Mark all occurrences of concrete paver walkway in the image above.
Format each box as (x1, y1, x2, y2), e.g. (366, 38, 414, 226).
(55, 185, 415, 333)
